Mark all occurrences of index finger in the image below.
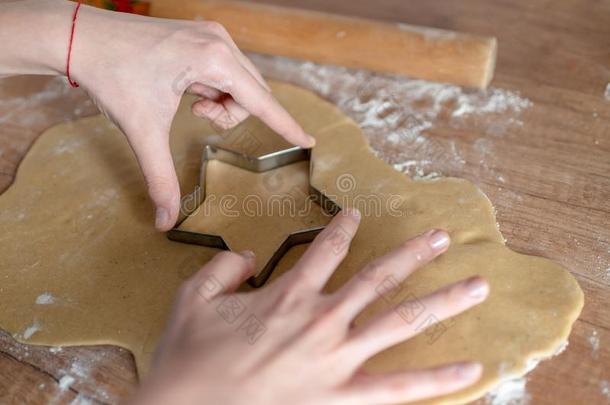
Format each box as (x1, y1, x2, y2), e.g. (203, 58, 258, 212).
(221, 62, 316, 148)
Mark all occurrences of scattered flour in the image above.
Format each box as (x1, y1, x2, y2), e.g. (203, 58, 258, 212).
(1, 330, 114, 402)
(553, 340, 569, 356)
(58, 375, 75, 391)
(0, 77, 73, 126)
(58, 351, 110, 401)
(452, 89, 532, 118)
(250, 54, 532, 181)
(604, 83, 610, 101)
(36, 292, 55, 305)
(486, 377, 531, 405)
(52, 137, 86, 155)
(601, 380, 610, 400)
(392, 160, 442, 180)
(588, 329, 600, 357)
(485, 340, 568, 405)
(21, 320, 41, 340)
(69, 394, 94, 405)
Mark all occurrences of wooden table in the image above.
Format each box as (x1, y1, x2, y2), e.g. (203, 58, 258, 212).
(0, 0, 608, 403)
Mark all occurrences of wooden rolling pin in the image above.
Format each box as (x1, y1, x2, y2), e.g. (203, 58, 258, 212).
(151, 0, 497, 89)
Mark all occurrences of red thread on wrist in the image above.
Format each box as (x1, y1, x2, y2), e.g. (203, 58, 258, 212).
(66, 1, 82, 88)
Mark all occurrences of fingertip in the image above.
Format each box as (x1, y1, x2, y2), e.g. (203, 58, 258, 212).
(456, 362, 483, 381)
(426, 229, 451, 252)
(155, 207, 168, 230)
(305, 134, 316, 148)
(239, 250, 256, 261)
(154, 194, 180, 232)
(343, 207, 362, 222)
(155, 206, 178, 232)
(465, 276, 489, 301)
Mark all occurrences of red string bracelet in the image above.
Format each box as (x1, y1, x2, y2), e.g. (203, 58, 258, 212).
(66, 1, 82, 88)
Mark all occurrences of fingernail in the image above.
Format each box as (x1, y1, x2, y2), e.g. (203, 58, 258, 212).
(428, 230, 450, 251)
(456, 363, 482, 380)
(306, 134, 316, 148)
(466, 277, 489, 300)
(155, 207, 169, 229)
(239, 250, 256, 259)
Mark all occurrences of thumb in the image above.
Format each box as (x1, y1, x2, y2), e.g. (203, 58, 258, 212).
(128, 127, 181, 231)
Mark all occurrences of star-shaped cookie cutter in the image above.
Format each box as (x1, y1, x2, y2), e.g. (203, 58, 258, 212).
(168, 143, 341, 288)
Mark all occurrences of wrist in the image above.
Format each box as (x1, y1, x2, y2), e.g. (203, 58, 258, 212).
(0, 0, 77, 76)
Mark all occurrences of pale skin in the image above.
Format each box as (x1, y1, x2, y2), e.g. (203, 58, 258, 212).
(1, 2, 490, 404)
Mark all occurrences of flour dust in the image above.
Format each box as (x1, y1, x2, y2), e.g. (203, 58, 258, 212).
(250, 53, 532, 182)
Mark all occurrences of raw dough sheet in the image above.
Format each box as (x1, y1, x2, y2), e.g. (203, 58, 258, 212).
(0, 81, 583, 404)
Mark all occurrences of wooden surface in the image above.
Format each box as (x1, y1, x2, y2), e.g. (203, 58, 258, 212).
(0, 0, 609, 404)
(150, 0, 497, 88)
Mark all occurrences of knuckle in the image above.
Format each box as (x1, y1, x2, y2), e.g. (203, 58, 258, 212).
(270, 272, 323, 313)
(318, 222, 354, 255)
(247, 92, 273, 117)
(383, 379, 416, 395)
(318, 235, 348, 257)
(271, 285, 307, 314)
(433, 366, 454, 381)
(202, 21, 228, 36)
(196, 100, 221, 117)
(203, 38, 233, 60)
(308, 308, 342, 333)
(402, 236, 434, 261)
(146, 175, 176, 199)
(443, 282, 468, 304)
(358, 259, 386, 283)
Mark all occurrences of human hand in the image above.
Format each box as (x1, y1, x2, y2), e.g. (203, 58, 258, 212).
(65, 3, 315, 230)
(131, 209, 489, 405)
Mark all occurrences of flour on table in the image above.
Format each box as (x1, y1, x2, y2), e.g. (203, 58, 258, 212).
(69, 394, 94, 405)
(58, 375, 75, 391)
(604, 83, 610, 101)
(486, 377, 531, 405)
(0, 77, 69, 125)
(451, 89, 532, 118)
(485, 340, 568, 405)
(601, 380, 610, 400)
(53, 350, 112, 401)
(250, 53, 532, 182)
(393, 160, 441, 180)
(588, 329, 600, 357)
(0, 77, 93, 128)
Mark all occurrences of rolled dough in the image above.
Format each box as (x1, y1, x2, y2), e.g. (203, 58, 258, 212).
(178, 160, 330, 280)
(0, 81, 583, 404)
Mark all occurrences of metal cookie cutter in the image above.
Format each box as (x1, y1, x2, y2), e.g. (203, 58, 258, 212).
(168, 143, 341, 288)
